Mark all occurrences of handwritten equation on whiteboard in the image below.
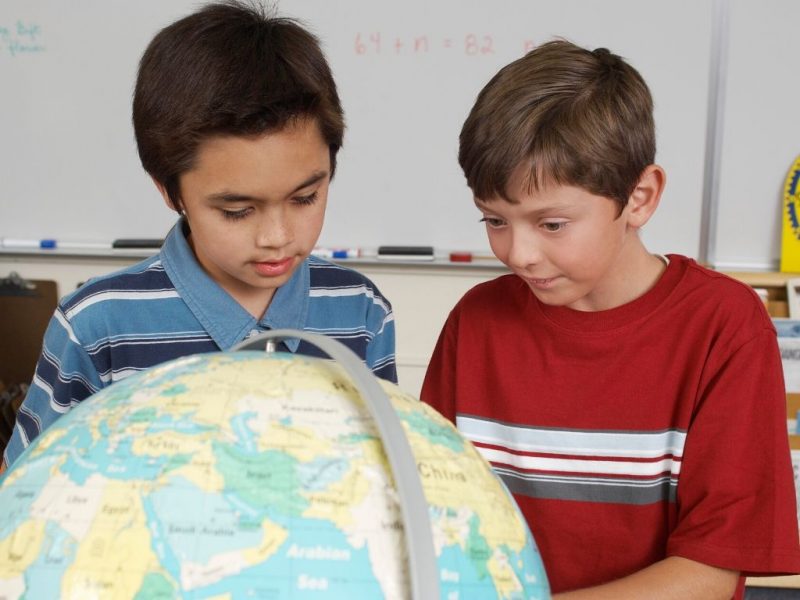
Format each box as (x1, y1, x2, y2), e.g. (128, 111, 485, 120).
(0, 21, 45, 57)
(353, 33, 537, 57)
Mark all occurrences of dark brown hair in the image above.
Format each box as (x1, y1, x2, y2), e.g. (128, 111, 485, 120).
(133, 0, 344, 210)
(459, 39, 655, 210)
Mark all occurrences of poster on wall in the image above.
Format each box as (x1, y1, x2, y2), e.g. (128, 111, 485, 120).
(775, 319, 800, 393)
(775, 318, 800, 526)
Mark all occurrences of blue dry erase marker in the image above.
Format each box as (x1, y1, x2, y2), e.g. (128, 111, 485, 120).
(1, 238, 56, 249)
(312, 247, 360, 259)
(332, 248, 360, 259)
(0, 238, 112, 250)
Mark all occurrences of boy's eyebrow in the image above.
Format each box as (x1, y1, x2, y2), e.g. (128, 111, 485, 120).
(289, 170, 329, 193)
(207, 170, 329, 202)
(473, 197, 508, 209)
(473, 197, 577, 215)
(473, 197, 520, 210)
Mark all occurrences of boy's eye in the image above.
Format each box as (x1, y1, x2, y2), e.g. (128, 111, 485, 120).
(542, 221, 567, 232)
(221, 207, 252, 221)
(479, 216, 505, 229)
(293, 191, 318, 206)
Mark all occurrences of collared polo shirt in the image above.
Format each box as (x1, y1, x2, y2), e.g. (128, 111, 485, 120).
(4, 221, 395, 468)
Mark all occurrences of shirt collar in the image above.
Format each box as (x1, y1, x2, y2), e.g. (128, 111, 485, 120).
(260, 252, 310, 351)
(159, 219, 308, 351)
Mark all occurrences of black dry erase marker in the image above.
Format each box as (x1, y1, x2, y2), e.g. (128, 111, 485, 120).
(112, 239, 163, 249)
(377, 246, 435, 260)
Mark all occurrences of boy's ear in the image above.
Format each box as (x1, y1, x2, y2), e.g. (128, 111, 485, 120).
(151, 176, 182, 213)
(625, 164, 666, 229)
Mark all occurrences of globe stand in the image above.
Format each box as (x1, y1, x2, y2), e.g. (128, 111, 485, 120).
(232, 329, 440, 600)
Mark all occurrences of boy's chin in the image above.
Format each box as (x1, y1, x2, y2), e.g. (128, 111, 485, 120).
(523, 284, 579, 309)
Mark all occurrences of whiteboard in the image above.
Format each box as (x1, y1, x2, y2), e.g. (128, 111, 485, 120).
(1, 0, 712, 257)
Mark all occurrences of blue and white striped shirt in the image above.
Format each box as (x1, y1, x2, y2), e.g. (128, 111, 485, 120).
(3, 221, 396, 468)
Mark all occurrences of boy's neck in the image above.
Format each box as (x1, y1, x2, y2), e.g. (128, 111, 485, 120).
(574, 238, 667, 312)
(609, 241, 667, 308)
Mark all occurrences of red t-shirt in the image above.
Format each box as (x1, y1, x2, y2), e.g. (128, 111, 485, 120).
(421, 255, 800, 596)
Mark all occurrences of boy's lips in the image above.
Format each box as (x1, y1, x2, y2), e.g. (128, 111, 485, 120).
(524, 275, 559, 290)
(252, 257, 293, 277)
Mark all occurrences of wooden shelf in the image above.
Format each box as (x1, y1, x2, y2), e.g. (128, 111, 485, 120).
(723, 271, 800, 287)
(747, 574, 800, 589)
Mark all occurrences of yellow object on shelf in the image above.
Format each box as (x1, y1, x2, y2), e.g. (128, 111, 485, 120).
(781, 155, 800, 272)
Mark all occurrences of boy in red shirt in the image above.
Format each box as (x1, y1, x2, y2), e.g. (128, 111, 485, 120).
(421, 39, 800, 598)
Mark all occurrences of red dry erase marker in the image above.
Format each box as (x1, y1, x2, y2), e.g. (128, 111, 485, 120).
(449, 252, 472, 263)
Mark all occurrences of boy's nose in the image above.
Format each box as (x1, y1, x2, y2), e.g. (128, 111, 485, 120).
(506, 228, 542, 271)
(255, 210, 291, 248)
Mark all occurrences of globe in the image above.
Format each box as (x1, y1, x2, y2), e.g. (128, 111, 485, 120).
(0, 334, 549, 599)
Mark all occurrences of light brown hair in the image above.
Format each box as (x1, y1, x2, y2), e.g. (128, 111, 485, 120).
(459, 39, 655, 211)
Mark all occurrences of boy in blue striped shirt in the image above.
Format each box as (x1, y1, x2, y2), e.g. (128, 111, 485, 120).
(3, 1, 396, 470)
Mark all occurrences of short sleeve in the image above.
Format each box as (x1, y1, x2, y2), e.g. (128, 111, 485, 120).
(668, 328, 800, 574)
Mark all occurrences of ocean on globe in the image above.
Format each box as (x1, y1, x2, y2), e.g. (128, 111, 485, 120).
(0, 350, 549, 599)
